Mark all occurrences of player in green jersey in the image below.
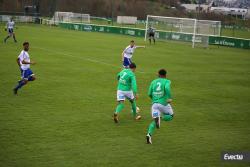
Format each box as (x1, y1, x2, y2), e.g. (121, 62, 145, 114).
(146, 69, 174, 144)
(114, 63, 141, 123)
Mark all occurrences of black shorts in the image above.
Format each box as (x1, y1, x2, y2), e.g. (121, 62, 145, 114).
(8, 28, 14, 34)
(149, 32, 155, 37)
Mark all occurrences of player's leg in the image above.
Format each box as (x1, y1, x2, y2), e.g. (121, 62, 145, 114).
(13, 77, 28, 95)
(13, 69, 34, 94)
(162, 104, 174, 121)
(4, 36, 10, 43)
(126, 91, 141, 120)
(149, 34, 152, 44)
(12, 32, 17, 42)
(28, 75, 36, 81)
(4, 30, 11, 43)
(146, 104, 160, 144)
(129, 99, 141, 120)
(153, 35, 155, 44)
(114, 90, 126, 123)
(114, 101, 124, 123)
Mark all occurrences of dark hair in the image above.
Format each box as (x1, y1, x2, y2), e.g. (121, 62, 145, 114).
(23, 42, 29, 46)
(129, 63, 137, 69)
(158, 69, 167, 76)
(130, 40, 135, 43)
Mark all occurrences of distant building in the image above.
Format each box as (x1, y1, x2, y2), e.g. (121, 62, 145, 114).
(181, 1, 249, 19)
(210, 7, 249, 19)
(181, 4, 210, 12)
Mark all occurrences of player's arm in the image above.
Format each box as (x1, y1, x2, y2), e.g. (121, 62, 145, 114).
(148, 82, 153, 99)
(131, 75, 138, 98)
(121, 48, 126, 61)
(136, 45, 146, 48)
(21, 54, 36, 65)
(16, 58, 21, 66)
(21, 60, 35, 65)
(117, 72, 121, 80)
(121, 52, 124, 61)
(165, 81, 172, 103)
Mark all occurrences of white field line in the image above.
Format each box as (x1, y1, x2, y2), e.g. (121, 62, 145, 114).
(33, 46, 250, 75)
(33, 46, 148, 74)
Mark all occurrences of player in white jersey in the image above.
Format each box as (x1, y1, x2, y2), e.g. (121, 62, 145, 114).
(4, 18, 17, 43)
(13, 42, 36, 95)
(122, 40, 145, 68)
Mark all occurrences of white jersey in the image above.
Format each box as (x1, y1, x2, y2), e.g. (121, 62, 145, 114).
(18, 50, 30, 70)
(123, 45, 137, 59)
(7, 21, 15, 29)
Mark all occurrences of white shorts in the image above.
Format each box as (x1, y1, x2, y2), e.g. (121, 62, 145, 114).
(151, 103, 174, 118)
(117, 90, 135, 101)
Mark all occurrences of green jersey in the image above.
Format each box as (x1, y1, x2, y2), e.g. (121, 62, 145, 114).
(117, 69, 137, 94)
(148, 78, 171, 106)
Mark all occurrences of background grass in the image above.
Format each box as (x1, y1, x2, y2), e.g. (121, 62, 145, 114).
(0, 24, 250, 167)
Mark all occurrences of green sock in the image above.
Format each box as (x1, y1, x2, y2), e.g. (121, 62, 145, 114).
(147, 121, 156, 135)
(130, 100, 137, 117)
(162, 114, 173, 121)
(115, 103, 124, 114)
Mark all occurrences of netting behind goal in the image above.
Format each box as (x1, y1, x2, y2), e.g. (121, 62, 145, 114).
(196, 20, 221, 36)
(145, 15, 221, 48)
(52, 11, 90, 24)
(0, 15, 34, 23)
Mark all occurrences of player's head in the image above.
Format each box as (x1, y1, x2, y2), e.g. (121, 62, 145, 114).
(130, 40, 135, 47)
(158, 69, 167, 78)
(129, 63, 137, 72)
(23, 42, 29, 51)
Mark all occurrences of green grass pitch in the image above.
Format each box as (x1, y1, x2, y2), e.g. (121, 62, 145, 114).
(0, 24, 250, 167)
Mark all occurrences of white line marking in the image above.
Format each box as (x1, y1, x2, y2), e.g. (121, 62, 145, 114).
(33, 46, 148, 74)
(33, 46, 250, 75)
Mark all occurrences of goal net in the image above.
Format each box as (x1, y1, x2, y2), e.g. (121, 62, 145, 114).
(51, 11, 90, 24)
(145, 15, 221, 48)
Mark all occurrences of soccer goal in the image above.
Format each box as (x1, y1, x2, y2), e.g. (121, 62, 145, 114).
(145, 15, 221, 48)
(52, 11, 90, 24)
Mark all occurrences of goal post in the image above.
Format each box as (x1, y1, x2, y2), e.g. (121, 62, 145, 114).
(145, 15, 221, 48)
(52, 11, 90, 24)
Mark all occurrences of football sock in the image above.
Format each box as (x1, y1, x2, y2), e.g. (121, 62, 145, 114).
(149, 39, 151, 44)
(162, 114, 173, 121)
(130, 100, 137, 117)
(153, 39, 155, 44)
(13, 35, 17, 42)
(147, 121, 156, 135)
(15, 80, 26, 90)
(4, 36, 10, 41)
(115, 103, 124, 114)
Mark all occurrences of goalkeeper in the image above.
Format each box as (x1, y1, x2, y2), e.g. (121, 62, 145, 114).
(148, 25, 155, 45)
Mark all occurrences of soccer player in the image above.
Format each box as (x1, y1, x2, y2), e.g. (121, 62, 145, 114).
(13, 42, 36, 95)
(148, 25, 155, 45)
(114, 63, 141, 123)
(122, 40, 145, 68)
(146, 69, 174, 144)
(4, 18, 17, 43)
